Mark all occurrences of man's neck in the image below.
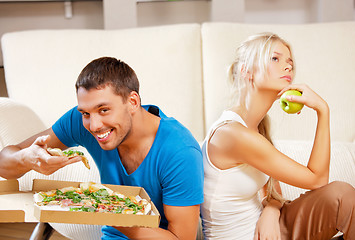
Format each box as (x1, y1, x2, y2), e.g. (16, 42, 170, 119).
(117, 107, 161, 174)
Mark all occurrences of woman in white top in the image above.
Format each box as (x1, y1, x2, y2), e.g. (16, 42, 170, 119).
(201, 33, 355, 240)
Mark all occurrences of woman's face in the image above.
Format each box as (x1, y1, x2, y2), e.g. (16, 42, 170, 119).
(253, 41, 294, 92)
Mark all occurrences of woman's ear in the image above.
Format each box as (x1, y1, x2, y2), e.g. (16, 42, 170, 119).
(241, 64, 253, 85)
(249, 73, 255, 88)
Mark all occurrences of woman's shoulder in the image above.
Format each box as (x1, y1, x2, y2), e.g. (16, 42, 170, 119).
(206, 118, 256, 168)
(211, 123, 249, 154)
(211, 116, 270, 157)
(212, 121, 252, 146)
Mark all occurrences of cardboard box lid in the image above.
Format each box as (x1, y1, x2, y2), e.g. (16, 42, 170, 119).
(0, 179, 37, 222)
(0, 179, 160, 227)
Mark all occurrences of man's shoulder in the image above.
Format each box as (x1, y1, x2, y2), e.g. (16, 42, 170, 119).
(53, 106, 85, 132)
(155, 120, 202, 164)
(57, 106, 81, 120)
(142, 104, 200, 150)
(161, 117, 198, 142)
(52, 106, 94, 148)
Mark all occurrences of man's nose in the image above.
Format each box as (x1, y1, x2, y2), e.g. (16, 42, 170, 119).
(89, 115, 103, 132)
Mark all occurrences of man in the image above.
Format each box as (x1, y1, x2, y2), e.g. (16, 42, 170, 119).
(0, 57, 204, 239)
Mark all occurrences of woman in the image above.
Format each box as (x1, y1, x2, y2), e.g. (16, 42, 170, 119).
(201, 33, 355, 240)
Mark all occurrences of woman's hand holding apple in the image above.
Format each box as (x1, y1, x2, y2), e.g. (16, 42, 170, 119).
(279, 84, 329, 115)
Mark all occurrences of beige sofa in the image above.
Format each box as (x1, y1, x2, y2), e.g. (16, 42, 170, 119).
(1, 22, 354, 239)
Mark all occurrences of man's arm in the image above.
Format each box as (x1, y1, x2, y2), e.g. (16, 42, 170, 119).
(115, 204, 200, 240)
(0, 128, 81, 179)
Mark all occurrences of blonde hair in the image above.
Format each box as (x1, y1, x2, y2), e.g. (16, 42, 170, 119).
(258, 116, 285, 204)
(229, 32, 293, 106)
(229, 33, 293, 204)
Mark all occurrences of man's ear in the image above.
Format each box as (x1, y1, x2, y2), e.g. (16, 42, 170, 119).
(127, 91, 141, 113)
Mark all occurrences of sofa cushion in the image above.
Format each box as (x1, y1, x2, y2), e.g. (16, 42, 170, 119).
(201, 22, 355, 142)
(2, 24, 204, 141)
(274, 140, 355, 200)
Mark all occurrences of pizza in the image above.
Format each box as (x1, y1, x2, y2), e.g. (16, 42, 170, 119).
(33, 182, 152, 215)
(47, 148, 90, 169)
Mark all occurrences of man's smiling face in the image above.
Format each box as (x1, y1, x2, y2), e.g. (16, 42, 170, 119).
(77, 85, 132, 150)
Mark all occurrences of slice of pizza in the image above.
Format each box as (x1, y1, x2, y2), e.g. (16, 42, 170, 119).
(138, 198, 152, 215)
(133, 196, 151, 215)
(34, 186, 83, 208)
(77, 183, 151, 215)
(47, 148, 90, 170)
(80, 182, 114, 195)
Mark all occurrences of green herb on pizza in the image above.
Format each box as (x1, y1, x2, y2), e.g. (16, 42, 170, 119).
(34, 182, 151, 215)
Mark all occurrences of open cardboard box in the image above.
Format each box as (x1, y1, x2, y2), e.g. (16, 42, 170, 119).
(0, 179, 160, 228)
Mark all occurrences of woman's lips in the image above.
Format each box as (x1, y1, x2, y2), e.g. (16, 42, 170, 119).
(281, 75, 292, 82)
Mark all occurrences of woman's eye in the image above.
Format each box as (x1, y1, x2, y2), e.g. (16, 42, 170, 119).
(271, 56, 279, 62)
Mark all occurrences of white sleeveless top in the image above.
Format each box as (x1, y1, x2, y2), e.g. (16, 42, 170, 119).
(201, 110, 269, 240)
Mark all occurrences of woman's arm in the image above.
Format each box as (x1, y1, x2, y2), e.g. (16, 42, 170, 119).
(254, 199, 282, 240)
(279, 84, 330, 186)
(254, 181, 283, 240)
(208, 85, 330, 190)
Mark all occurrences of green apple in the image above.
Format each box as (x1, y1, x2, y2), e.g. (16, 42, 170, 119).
(280, 90, 304, 114)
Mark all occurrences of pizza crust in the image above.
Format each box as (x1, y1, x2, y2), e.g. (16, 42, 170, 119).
(80, 156, 91, 170)
(80, 182, 113, 195)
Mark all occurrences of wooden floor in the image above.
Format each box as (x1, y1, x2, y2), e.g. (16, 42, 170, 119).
(0, 223, 69, 240)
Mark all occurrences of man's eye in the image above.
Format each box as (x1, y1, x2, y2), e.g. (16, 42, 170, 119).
(100, 109, 109, 114)
(82, 112, 89, 117)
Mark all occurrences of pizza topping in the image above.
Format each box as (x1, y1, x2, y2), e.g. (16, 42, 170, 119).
(61, 199, 74, 207)
(63, 149, 84, 157)
(34, 182, 151, 215)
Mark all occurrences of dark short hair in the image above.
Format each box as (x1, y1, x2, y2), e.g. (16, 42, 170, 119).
(76, 57, 139, 100)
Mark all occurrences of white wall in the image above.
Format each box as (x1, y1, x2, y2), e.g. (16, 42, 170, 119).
(0, 0, 354, 97)
(0, 1, 103, 96)
(137, 1, 211, 27)
(0, 1, 103, 66)
(245, 0, 313, 24)
(104, 0, 354, 28)
(1, 0, 354, 61)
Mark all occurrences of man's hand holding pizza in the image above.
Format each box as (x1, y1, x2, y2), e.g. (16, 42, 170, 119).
(21, 135, 83, 176)
(0, 128, 85, 179)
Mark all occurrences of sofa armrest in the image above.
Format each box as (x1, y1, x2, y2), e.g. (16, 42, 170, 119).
(0, 97, 103, 239)
(0, 97, 46, 150)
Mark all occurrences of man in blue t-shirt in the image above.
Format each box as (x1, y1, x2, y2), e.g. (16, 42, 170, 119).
(0, 57, 203, 239)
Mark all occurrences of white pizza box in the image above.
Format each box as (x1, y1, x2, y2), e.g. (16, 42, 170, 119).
(0, 179, 160, 227)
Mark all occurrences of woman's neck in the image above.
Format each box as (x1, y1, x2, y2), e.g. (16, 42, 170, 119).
(232, 89, 277, 131)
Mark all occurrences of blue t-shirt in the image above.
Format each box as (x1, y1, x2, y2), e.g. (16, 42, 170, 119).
(52, 105, 204, 239)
